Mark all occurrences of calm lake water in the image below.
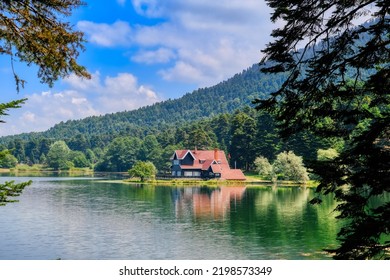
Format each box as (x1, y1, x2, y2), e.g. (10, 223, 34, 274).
(0, 176, 340, 260)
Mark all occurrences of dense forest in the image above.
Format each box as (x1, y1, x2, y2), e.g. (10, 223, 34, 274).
(0, 20, 375, 174)
(0, 62, 298, 173)
(0, 63, 286, 142)
(0, 107, 332, 175)
(0, 54, 361, 173)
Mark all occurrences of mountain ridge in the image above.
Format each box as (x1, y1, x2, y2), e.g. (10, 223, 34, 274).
(0, 62, 286, 143)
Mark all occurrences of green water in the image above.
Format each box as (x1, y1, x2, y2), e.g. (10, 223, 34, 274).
(0, 177, 339, 259)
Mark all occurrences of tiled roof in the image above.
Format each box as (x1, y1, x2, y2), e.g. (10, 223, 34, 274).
(173, 149, 228, 164)
(220, 169, 246, 180)
(173, 149, 246, 180)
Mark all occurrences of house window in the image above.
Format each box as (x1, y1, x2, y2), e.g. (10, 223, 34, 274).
(193, 171, 201, 177)
(177, 171, 181, 177)
(173, 160, 179, 165)
(184, 171, 193, 177)
(172, 171, 175, 176)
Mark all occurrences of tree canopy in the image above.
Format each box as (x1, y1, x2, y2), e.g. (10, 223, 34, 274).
(128, 161, 157, 182)
(0, 0, 89, 205)
(255, 0, 389, 259)
(0, 0, 90, 90)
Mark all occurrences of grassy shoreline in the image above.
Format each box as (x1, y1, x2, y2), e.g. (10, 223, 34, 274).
(0, 165, 94, 175)
(120, 177, 318, 188)
(1, 165, 318, 187)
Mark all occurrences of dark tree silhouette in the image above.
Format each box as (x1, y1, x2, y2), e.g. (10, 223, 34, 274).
(254, 0, 389, 259)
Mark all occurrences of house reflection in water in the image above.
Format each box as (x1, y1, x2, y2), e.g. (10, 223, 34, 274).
(173, 186, 247, 220)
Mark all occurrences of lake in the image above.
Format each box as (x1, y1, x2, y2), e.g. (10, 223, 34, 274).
(0, 176, 340, 260)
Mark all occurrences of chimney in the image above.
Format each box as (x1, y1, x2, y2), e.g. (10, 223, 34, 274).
(214, 148, 219, 161)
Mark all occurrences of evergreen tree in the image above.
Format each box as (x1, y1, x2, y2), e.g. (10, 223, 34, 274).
(138, 135, 162, 170)
(254, 0, 390, 259)
(0, 180, 32, 206)
(95, 137, 141, 172)
(230, 110, 257, 170)
(0, 0, 88, 205)
(0, 0, 89, 89)
(255, 112, 280, 161)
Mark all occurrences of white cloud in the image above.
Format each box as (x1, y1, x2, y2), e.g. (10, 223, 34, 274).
(21, 111, 36, 122)
(77, 20, 132, 47)
(78, 0, 273, 87)
(132, 0, 162, 17)
(99, 72, 159, 112)
(0, 72, 160, 136)
(131, 48, 176, 64)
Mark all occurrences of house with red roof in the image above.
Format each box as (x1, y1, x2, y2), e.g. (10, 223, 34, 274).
(170, 149, 246, 180)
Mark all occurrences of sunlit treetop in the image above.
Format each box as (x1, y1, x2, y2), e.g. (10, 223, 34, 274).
(0, 0, 90, 91)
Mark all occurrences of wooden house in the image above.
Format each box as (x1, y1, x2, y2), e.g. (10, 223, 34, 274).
(170, 148, 246, 180)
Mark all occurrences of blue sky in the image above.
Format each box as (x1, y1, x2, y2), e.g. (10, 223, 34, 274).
(0, 0, 274, 136)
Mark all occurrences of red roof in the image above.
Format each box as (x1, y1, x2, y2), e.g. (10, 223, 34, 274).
(172, 149, 246, 180)
(220, 169, 246, 180)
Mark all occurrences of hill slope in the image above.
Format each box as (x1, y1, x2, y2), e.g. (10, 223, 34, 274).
(0, 63, 286, 143)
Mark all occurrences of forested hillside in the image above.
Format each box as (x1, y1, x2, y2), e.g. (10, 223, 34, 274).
(0, 63, 286, 143)
(0, 62, 303, 173)
(0, 21, 373, 173)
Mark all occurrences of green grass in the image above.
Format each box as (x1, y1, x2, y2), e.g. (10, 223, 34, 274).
(123, 177, 246, 187)
(8, 164, 93, 175)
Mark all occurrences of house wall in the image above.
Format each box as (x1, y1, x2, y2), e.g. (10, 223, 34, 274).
(171, 168, 201, 178)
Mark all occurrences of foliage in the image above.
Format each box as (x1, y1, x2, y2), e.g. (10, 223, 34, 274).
(229, 110, 257, 170)
(254, 156, 273, 180)
(273, 151, 309, 183)
(0, 99, 27, 123)
(138, 135, 163, 169)
(69, 151, 89, 168)
(1, 107, 330, 174)
(95, 137, 141, 172)
(0, 0, 88, 205)
(0, 0, 90, 89)
(0, 180, 32, 206)
(0, 149, 18, 168)
(255, 0, 390, 259)
(46, 140, 71, 170)
(128, 161, 157, 182)
(317, 148, 339, 161)
(0, 62, 282, 143)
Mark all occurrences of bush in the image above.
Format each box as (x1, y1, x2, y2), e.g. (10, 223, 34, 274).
(273, 151, 309, 183)
(254, 156, 274, 179)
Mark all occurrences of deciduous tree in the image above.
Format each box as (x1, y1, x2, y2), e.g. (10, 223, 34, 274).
(0, 149, 18, 168)
(128, 161, 157, 182)
(254, 156, 274, 180)
(273, 151, 309, 183)
(46, 140, 71, 170)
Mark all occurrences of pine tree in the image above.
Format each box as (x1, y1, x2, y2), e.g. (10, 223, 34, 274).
(254, 0, 390, 259)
